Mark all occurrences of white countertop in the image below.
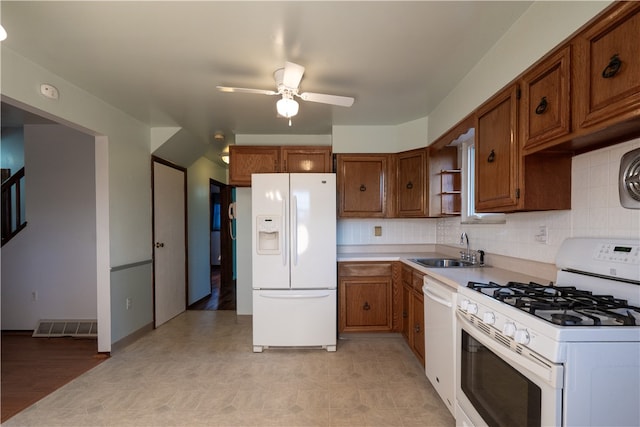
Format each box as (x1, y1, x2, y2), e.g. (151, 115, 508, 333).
(338, 251, 551, 291)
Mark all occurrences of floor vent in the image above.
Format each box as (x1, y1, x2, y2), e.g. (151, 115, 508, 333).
(33, 319, 98, 338)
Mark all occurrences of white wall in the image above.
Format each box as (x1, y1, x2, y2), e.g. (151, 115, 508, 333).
(2, 47, 151, 350)
(186, 156, 227, 305)
(1, 124, 96, 329)
(236, 134, 331, 146)
(235, 187, 252, 315)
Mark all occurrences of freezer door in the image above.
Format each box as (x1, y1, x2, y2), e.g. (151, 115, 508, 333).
(252, 289, 337, 350)
(290, 173, 337, 289)
(252, 174, 290, 289)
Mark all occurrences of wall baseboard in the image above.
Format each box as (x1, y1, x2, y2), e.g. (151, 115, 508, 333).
(110, 321, 153, 353)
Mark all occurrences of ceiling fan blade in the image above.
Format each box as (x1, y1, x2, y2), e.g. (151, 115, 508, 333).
(299, 92, 354, 107)
(216, 86, 277, 96)
(282, 62, 305, 89)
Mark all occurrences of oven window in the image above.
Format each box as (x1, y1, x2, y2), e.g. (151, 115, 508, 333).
(461, 330, 542, 427)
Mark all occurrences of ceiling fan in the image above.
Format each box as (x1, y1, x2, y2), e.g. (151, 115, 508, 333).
(217, 61, 354, 125)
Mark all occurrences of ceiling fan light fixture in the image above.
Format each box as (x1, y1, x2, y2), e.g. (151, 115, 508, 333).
(276, 96, 299, 118)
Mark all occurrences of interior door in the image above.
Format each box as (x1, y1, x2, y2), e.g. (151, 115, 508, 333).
(152, 158, 187, 327)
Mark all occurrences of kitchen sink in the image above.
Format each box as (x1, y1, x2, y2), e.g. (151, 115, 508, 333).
(410, 258, 482, 268)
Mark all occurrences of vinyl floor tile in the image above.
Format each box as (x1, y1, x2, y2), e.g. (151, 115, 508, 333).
(4, 311, 454, 426)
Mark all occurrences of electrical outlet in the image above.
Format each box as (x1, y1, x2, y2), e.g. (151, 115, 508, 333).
(535, 225, 548, 243)
(374, 226, 382, 237)
(126, 297, 132, 310)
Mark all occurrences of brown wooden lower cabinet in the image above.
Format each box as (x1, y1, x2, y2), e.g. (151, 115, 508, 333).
(338, 261, 401, 333)
(401, 264, 425, 366)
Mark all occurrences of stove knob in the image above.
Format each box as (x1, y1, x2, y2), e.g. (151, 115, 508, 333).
(466, 303, 478, 315)
(483, 312, 496, 324)
(515, 329, 530, 345)
(503, 322, 516, 337)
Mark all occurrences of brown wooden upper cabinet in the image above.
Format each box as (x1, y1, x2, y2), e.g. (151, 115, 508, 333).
(281, 146, 332, 173)
(229, 146, 280, 186)
(475, 84, 571, 213)
(520, 46, 571, 152)
(229, 145, 331, 186)
(395, 148, 429, 217)
(573, 2, 640, 132)
(475, 85, 520, 212)
(336, 154, 388, 217)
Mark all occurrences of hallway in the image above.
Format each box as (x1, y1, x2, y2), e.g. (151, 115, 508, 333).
(4, 311, 454, 426)
(188, 267, 236, 311)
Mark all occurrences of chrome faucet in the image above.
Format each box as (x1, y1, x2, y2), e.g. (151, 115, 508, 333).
(460, 232, 470, 261)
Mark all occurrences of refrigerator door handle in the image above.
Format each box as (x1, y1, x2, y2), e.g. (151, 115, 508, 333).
(258, 291, 333, 299)
(292, 195, 298, 266)
(282, 198, 287, 267)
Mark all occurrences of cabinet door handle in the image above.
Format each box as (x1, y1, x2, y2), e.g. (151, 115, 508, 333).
(534, 96, 548, 115)
(155, 242, 165, 248)
(406, 181, 413, 189)
(363, 301, 371, 311)
(402, 310, 408, 318)
(602, 54, 622, 79)
(359, 184, 367, 192)
(414, 324, 421, 333)
(487, 149, 495, 163)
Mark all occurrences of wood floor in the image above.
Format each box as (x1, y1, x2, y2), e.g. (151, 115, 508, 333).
(2, 267, 232, 423)
(188, 267, 236, 311)
(0, 332, 105, 423)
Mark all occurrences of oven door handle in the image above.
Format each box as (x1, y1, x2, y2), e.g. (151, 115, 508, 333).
(457, 311, 564, 389)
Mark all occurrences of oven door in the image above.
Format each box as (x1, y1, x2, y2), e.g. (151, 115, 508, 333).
(456, 310, 563, 427)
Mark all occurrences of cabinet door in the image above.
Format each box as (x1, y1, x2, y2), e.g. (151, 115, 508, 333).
(337, 155, 387, 217)
(475, 85, 519, 212)
(396, 148, 428, 217)
(574, 2, 640, 130)
(412, 290, 425, 366)
(521, 46, 571, 152)
(401, 282, 412, 342)
(281, 146, 332, 173)
(229, 146, 280, 186)
(339, 278, 392, 332)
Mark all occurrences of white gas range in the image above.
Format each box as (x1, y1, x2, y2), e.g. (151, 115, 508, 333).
(455, 237, 640, 427)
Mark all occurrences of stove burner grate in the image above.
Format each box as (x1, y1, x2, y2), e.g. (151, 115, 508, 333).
(466, 280, 640, 326)
(551, 313, 583, 325)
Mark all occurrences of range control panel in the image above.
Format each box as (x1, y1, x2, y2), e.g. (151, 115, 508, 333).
(594, 243, 640, 264)
(556, 238, 640, 282)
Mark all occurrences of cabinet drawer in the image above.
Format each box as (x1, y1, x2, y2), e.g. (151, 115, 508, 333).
(521, 46, 571, 150)
(412, 271, 424, 291)
(574, 2, 640, 129)
(339, 262, 392, 277)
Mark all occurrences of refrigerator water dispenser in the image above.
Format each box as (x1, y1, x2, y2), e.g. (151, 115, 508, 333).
(256, 215, 281, 254)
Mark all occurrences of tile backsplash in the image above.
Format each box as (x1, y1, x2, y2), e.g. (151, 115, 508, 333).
(337, 137, 640, 264)
(337, 218, 436, 246)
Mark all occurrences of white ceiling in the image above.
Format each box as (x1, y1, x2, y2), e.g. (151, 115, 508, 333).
(1, 1, 532, 155)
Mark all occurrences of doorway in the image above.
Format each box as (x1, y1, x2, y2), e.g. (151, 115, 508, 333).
(190, 179, 235, 310)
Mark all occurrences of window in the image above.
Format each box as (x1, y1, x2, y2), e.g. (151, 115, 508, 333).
(459, 131, 506, 224)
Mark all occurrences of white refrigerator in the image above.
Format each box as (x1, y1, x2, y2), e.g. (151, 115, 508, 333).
(251, 173, 337, 352)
